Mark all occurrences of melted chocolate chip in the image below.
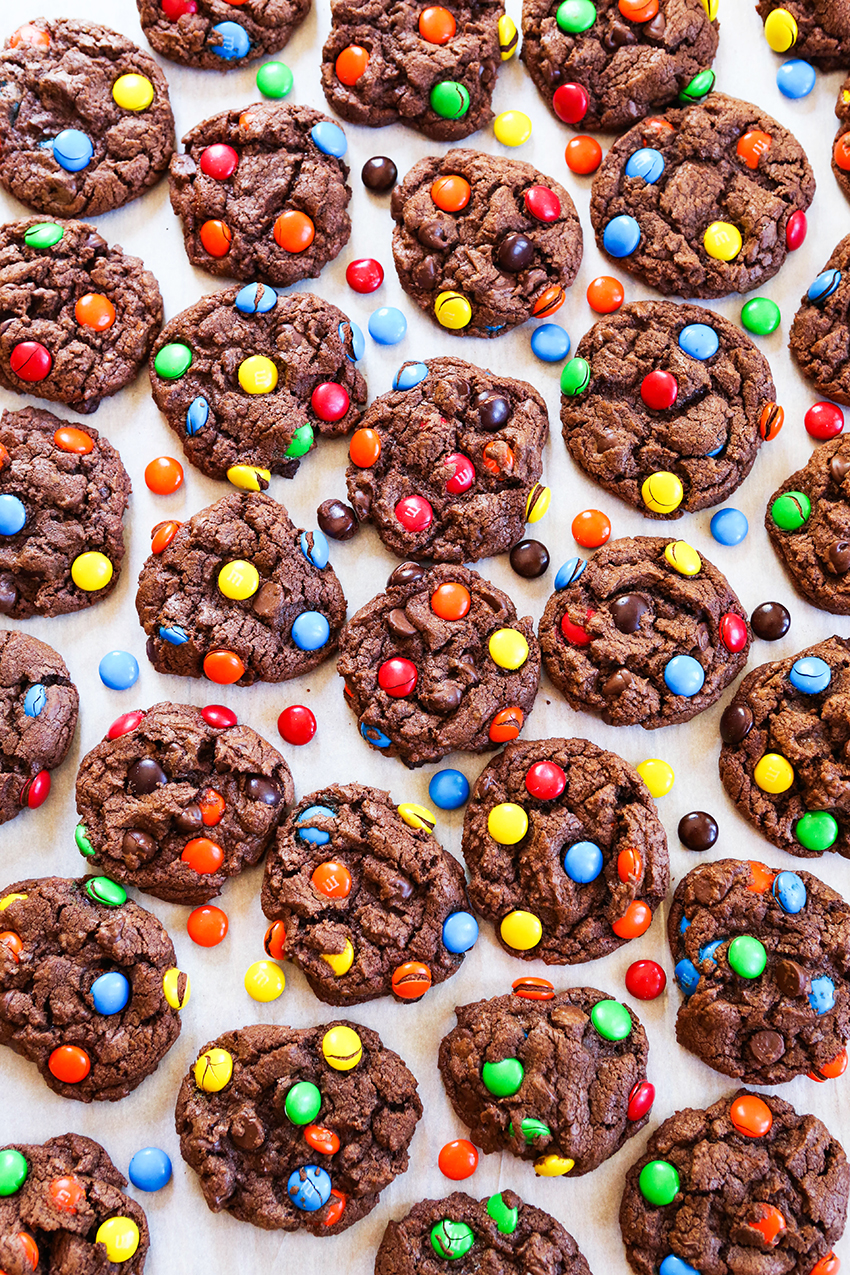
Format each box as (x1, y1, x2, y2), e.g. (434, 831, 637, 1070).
(317, 499, 358, 541)
(0, 576, 17, 614)
(828, 541, 850, 574)
(509, 539, 549, 579)
(604, 17, 638, 48)
(720, 703, 753, 745)
(750, 601, 790, 641)
(496, 232, 534, 273)
(645, 12, 667, 38)
(609, 593, 650, 634)
(174, 803, 203, 834)
(361, 156, 397, 192)
(776, 958, 809, 998)
(252, 580, 283, 621)
(247, 776, 281, 806)
(387, 607, 418, 638)
(830, 452, 850, 485)
(418, 220, 451, 251)
(388, 562, 426, 588)
(127, 757, 167, 795)
(474, 392, 510, 432)
(229, 1111, 266, 1150)
(603, 669, 632, 697)
(749, 1030, 785, 1064)
(413, 258, 438, 289)
(121, 829, 157, 863)
(678, 811, 718, 852)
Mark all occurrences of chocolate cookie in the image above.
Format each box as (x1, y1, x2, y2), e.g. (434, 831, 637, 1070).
(757, 0, 850, 69)
(590, 93, 815, 299)
(439, 985, 652, 1175)
(321, 0, 503, 142)
(766, 436, 850, 614)
(0, 876, 183, 1102)
(137, 0, 311, 69)
(337, 562, 540, 769)
(136, 493, 347, 686)
(376, 1191, 592, 1275)
(620, 1090, 849, 1275)
(461, 738, 669, 964)
(0, 406, 130, 619)
(346, 357, 548, 562)
(0, 1135, 149, 1275)
(833, 74, 850, 200)
(0, 630, 78, 827)
(149, 286, 366, 482)
(522, 0, 718, 133)
(261, 783, 475, 1005)
(670, 858, 850, 1085)
(75, 701, 293, 906)
(562, 301, 775, 518)
(169, 104, 351, 286)
(539, 536, 750, 730)
(0, 19, 174, 217)
(391, 150, 582, 338)
(175, 1021, 422, 1233)
(718, 636, 850, 861)
(0, 218, 162, 415)
(789, 235, 850, 405)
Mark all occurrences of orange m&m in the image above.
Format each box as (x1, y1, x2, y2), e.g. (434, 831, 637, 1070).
(532, 284, 565, 317)
(618, 0, 658, 18)
(187, 904, 228, 946)
(482, 439, 514, 474)
(617, 848, 643, 883)
(392, 960, 432, 999)
(489, 706, 523, 742)
(324, 1189, 347, 1227)
(203, 650, 245, 684)
(835, 135, 850, 172)
(312, 860, 352, 899)
(75, 293, 116, 331)
(565, 135, 603, 175)
(587, 276, 624, 314)
(747, 860, 775, 894)
(431, 174, 471, 211)
(811, 1254, 841, 1275)
(199, 219, 232, 257)
(431, 581, 471, 619)
(0, 931, 22, 961)
(438, 1139, 478, 1180)
(349, 427, 381, 467)
(264, 920, 286, 959)
(10, 23, 50, 48)
(810, 1050, 849, 1082)
(53, 425, 94, 454)
(572, 508, 611, 548)
(198, 788, 225, 825)
(335, 45, 369, 85)
(750, 1204, 786, 1246)
(144, 456, 184, 495)
(181, 837, 225, 874)
(305, 1124, 340, 1155)
(737, 129, 772, 170)
(273, 210, 315, 252)
(48, 1045, 91, 1084)
(612, 900, 651, 939)
(730, 1093, 773, 1138)
(18, 1233, 39, 1270)
(419, 5, 456, 43)
(151, 520, 181, 554)
(49, 1176, 85, 1212)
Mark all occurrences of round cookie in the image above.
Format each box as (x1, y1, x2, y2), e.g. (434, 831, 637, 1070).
(169, 104, 351, 286)
(149, 286, 366, 482)
(718, 636, 850, 861)
(789, 235, 850, 405)
(0, 876, 183, 1102)
(376, 1191, 592, 1275)
(137, 0, 310, 69)
(562, 301, 776, 518)
(670, 858, 850, 1085)
(0, 630, 78, 827)
(757, 0, 850, 69)
(539, 536, 750, 730)
(321, 0, 503, 143)
(0, 218, 162, 415)
(390, 149, 582, 339)
(766, 436, 850, 614)
(620, 1090, 849, 1275)
(261, 783, 475, 1006)
(337, 562, 540, 769)
(175, 1021, 422, 1234)
(136, 492, 347, 686)
(590, 93, 815, 299)
(461, 738, 669, 964)
(0, 19, 174, 218)
(75, 701, 294, 906)
(833, 74, 850, 200)
(0, 406, 130, 619)
(521, 0, 718, 133)
(0, 1135, 149, 1275)
(346, 357, 549, 563)
(439, 986, 652, 1175)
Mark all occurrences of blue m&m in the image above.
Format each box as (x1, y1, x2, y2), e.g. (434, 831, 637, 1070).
(772, 871, 806, 914)
(288, 1166, 332, 1211)
(625, 148, 665, 183)
(311, 121, 347, 157)
(368, 307, 407, 345)
(698, 939, 724, 964)
(291, 612, 330, 651)
(603, 215, 641, 257)
(186, 396, 209, 435)
(555, 557, 586, 589)
(809, 976, 836, 1015)
(710, 508, 748, 546)
(678, 323, 719, 360)
(394, 362, 429, 390)
(361, 723, 391, 747)
(0, 495, 26, 536)
(210, 21, 250, 59)
(159, 625, 187, 645)
(91, 970, 130, 1015)
(675, 959, 700, 996)
(23, 684, 46, 717)
(664, 655, 705, 697)
(808, 270, 841, 305)
(660, 1257, 701, 1275)
(300, 530, 329, 569)
(99, 650, 139, 691)
(296, 805, 335, 845)
(563, 840, 603, 883)
(442, 911, 479, 953)
(531, 324, 570, 362)
(429, 769, 470, 809)
(129, 1147, 172, 1192)
(777, 58, 816, 99)
(235, 282, 277, 314)
(789, 656, 831, 694)
(340, 321, 365, 360)
(53, 129, 93, 172)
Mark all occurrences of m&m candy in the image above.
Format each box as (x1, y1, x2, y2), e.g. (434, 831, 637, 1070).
(257, 60, 293, 98)
(530, 324, 570, 362)
(10, 342, 51, 382)
(642, 472, 683, 515)
(345, 259, 383, 293)
(75, 293, 115, 331)
(777, 59, 815, 99)
(625, 960, 666, 1000)
(741, 297, 780, 336)
(369, 307, 407, 345)
(322, 1025, 363, 1069)
(194, 1047, 233, 1091)
(128, 1147, 172, 1192)
(710, 508, 748, 546)
(53, 129, 93, 172)
(571, 509, 610, 548)
(553, 82, 588, 123)
(587, 276, 624, 313)
(639, 1159, 680, 1206)
(704, 221, 742, 261)
(95, 1218, 140, 1262)
(442, 912, 478, 952)
(500, 910, 542, 950)
(144, 456, 183, 495)
(210, 21, 250, 59)
(244, 960, 285, 1001)
(591, 1000, 632, 1041)
(565, 135, 602, 174)
(805, 402, 844, 441)
(187, 904, 228, 946)
(438, 1140, 478, 1180)
(278, 705, 317, 745)
(603, 215, 641, 257)
(436, 291, 472, 329)
(429, 770, 469, 809)
(430, 81, 470, 119)
(71, 552, 113, 592)
(636, 759, 674, 797)
(49, 1045, 91, 1084)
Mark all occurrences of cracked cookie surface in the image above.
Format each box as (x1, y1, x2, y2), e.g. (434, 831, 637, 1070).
(137, 0, 311, 68)
(756, 0, 850, 70)
(789, 234, 850, 405)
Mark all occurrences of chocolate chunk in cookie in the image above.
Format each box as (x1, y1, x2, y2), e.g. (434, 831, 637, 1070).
(0, 19, 174, 217)
(76, 701, 293, 906)
(136, 493, 347, 686)
(391, 150, 582, 338)
(539, 536, 749, 730)
(137, 0, 310, 69)
(522, 0, 718, 133)
(461, 738, 669, 964)
(591, 93, 815, 299)
(766, 436, 850, 614)
(346, 356, 548, 562)
(176, 1021, 422, 1233)
(169, 104, 351, 286)
(620, 1089, 849, 1275)
(439, 986, 651, 1175)
(562, 301, 775, 518)
(0, 218, 162, 415)
(261, 783, 475, 1005)
(337, 563, 540, 769)
(0, 406, 130, 619)
(789, 235, 850, 405)
(0, 876, 183, 1101)
(149, 287, 366, 482)
(757, 0, 850, 70)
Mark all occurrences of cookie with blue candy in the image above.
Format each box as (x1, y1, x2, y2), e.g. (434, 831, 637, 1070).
(766, 436, 850, 614)
(789, 235, 850, 406)
(136, 0, 310, 70)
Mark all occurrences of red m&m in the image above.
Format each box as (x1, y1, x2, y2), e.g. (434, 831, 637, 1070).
(835, 135, 850, 172)
(311, 382, 350, 421)
(561, 610, 592, 646)
(161, 0, 197, 17)
(444, 452, 475, 493)
(524, 185, 560, 222)
(438, 1139, 478, 1180)
(21, 771, 50, 809)
(719, 612, 747, 653)
(786, 210, 807, 251)
(641, 370, 678, 410)
(202, 705, 237, 728)
(627, 1079, 655, 1121)
(378, 657, 418, 697)
(805, 401, 844, 441)
(395, 494, 433, 531)
(625, 959, 666, 1000)
(553, 83, 588, 124)
(49, 1045, 91, 1084)
(10, 342, 51, 382)
(278, 704, 317, 745)
(345, 258, 384, 293)
(108, 710, 145, 739)
(525, 760, 566, 800)
(200, 143, 239, 180)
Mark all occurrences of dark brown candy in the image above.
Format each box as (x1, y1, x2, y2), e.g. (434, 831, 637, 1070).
(317, 498, 358, 541)
(127, 757, 167, 795)
(609, 593, 650, 634)
(0, 577, 17, 613)
(750, 601, 790, 640)
(828, 540, 850, 574)
(247, 776, 281, 805)
(776, 958, 809, 998)
(645, 12, 667, 39)
(229, 1111, 266, 1150)
(174, 803, 203, 833)
(830, 452, 850, 484)
(122, 829, 157, 863)
(252, 580, 283, 620)
(678, 811, 718, 852)
(413, 258, 438, 288)
(418, 220, 452, 250)
(387, 607, 417, 638)
(496, 232, 534, 273)
(720, 702, 753, 744)
(603, 668, 632, 697)
(749, 1030, 785, 1063)
(388, 561, 426, 588)
(474, 392, 510, 432)
(604, 18, 637, 50)
(510, 539, 549, 579)
(361, 156, 397, 192)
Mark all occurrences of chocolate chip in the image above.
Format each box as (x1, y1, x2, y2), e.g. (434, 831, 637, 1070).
(510, 539, 549, 579)
(749, 1030, 785, 1064)
(678, 811, 718, 852)
(388, 561, 426, 588)
(830, 452, 850, 484)
(645, 12, 667, 38)
(413, 258, 438, 289)
(603, 669, 632, 697)
(595, 429, 619, 452)
(496, 232, 534, 273)
(604, 17, 638, 48)
(0, 576, 17, 614)
(127, 757, 167, 795)
(174, 803, 203, 834)
(361, 156, 397, 192)
(720, 703, 754, 744)
(247, 776, 281, 805)
(828, 541, 850, 574)
(776, 958, 809, 998)
(121, 829, 157, 864)
(230, 1111, 266, 1150)
(252, 580, 283, 621)
(609, 593, 650, 634)
(317, 499, 358, 541)
(145, 636, 156, 664)
(474, 392, 510, 432)
(387, 607, 418, 638)
(424, 681, 463, 713)
(750, 602, 790, 641)
(418, 220, 451, 250)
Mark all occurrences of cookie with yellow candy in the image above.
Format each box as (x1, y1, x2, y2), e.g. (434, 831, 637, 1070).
(757, 0, 850, 69)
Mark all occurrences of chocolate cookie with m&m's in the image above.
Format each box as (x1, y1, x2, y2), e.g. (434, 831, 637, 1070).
(391, 150, 582, 339)
(137, 0, 310, 69)
(590, 94, 815, 299)
(461, 737, 669, 964)
(789, 236, 850, 405)
(833, 75, 850, 199)
(337, 562, 540, 769)
(136, 493, 347, 687)
(0, 19, 174, 218)
(149, 287, 365, 482)
(757, 1, 850, 69)
(175, 1022, 422, 1233)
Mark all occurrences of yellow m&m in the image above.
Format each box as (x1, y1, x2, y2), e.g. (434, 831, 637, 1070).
(194, 1047, 233, 1092)
(162, 967, 191, 1009)
(218, 559, 260, 600)
(525, 484, 551, 522)
(435, 291, 472, 330)
(498, 13, 518, 58)
(704, 221, 742, 262)
(636, 759, 674, 798)
(95, 1217, 140, 1262)
(500, 910, 542, 950)
(112, 73, 154, 111)
(642, 471, 683, 514)
(535, 1154, 575, 1176)
(71, 551, 113, 591)
(664, 541, 701, 576)
(700, 0, 718, 17)
(764, 7, 797, 51)
(244, 960, 285, 1002)
(227, 464, 271, 491)
(322, 938, 354, 976)
(754, 753, 794, 794)
(238, 355, 278, 394)
(494, 110, 532, 146)
(398, 802, 435, 833)
(488, 802, 529, 845)
(0, 893, 26, 911)
(322, 1025, 363, 1070)
(489, 628, 529, 669)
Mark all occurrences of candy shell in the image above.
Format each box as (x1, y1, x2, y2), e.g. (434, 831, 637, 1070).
(530, 323, 570, 362)
(639, 1160, 680, 1206)
(704, 221, 742, 261)
(777, 58, 816, 99)
(789, 656, 831, 694)
(98, 650, 139, 691)
(625, 148, 664, 183)
(678, 322, 719, 360)
(603, 215, 641, 257)
(741, 297, 780, 336)
(310, 121, 346, 158)
(244, 960, 285, 1002)
(52, 129, 93, 173)
(571, 509, 610, 548)
(642, 471, 683, 515)
(565, 135, 602, 174)
(764, 7, 798, 51)
(257, 61, 293, 98)
(438, 1140, 478, 1180)
(368, 307, 407, 345)
(128, 1148, 172, 1192)
(500, 910, 542, 950)
(187, 904, 228, 946)
(392, 961, 432, 999)
(710, 508, 748, 545)
(430, 81, 470, 119)
(636, 758, 674, 797)
(488, 628, 529, 669)
(553, 82, 588, 123)
(95, 1218, 139, 1262)
(322, 1025, 362, 1070)
(805, 402, 844, 441)
(625, 960, 666, 1000)
(442, 911, 478, 953)
(587, 276, 624, 313)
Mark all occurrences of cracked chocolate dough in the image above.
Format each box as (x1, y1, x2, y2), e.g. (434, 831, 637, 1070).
(75, 701, 293, 906)
(562, 300, 775, 518)
(461, 737, 669, 964)
(175, 1021, 422, 1234)
(0, 406, 130, 620)
(149, 286, 366, 482)
(261, 782, 473, 1006)
(0, 18, 174, 217)
(789, 234, 850, 405)
(439, 986, 651, 1175)
(757, 0, 850, 69)
(766, 436, 850, 614)
(346, 356, 548, 562)
(337, 562, 540, 769)
(0, 876, 182, 1102)
(136, 492, 347, 686)
(539, 536, 750, 730)
(620, 1089, 849, 1275)
(522, 0, 718, 133)
(391, 150, 582, 338)
(137, 0, 310, 68)
(590, 93, 815, 299)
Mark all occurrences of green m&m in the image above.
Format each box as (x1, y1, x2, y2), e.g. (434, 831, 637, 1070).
(556, 0, 596, 33)
(84, 876, 127, 907)
(482, 1057, 524, 1096)
(561, 357, 591, 397)
(796, 811, 839, 852)
(154, 342, 192, 380)
(741, 297, 781, 336)
(728, 935, 767, 979)
(24, 222, 63, 249)
(590, 999, 632, 1042)
(639, 1159, 680, 1206)
(75, 824, 94, 857)
(487, 1192, 518, 1235)
(257, 60, 293, 98)
(285, 424, 314, 458)
(430, 81, 470, 120)
(284, 1081, 321, 1125)
(679, 69, 715, 103)
(771, 491, 811, 530)
(431, 1219, 475, 1260)
(0, 1148, 27, 1195)
(509, 1117, 551, 1142)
